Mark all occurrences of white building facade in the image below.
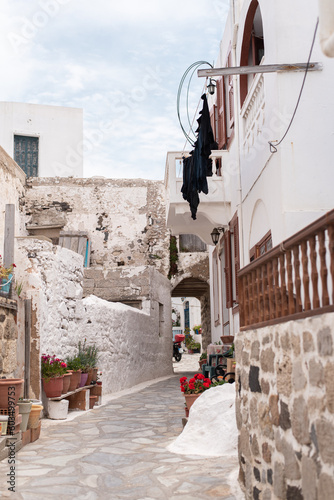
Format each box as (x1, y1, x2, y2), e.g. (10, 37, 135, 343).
(165, 0, 334, 341)
(0, 102, 83, 178)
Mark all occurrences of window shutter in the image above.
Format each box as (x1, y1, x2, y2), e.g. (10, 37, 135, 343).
(227, 51, 234, 128)
(212, 247, 220, 325)
(224, 230, 233, 308)
(216, 77, 227, 149)
(232, 217, 240, 303)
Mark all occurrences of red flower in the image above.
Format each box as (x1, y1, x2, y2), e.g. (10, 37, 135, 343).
(180, 377, 187, 384)
(203, 382, 210, 388)
(189, 378, 196, 384)
(180, 385, 185, 392)
(188, 383, 195, 390)
(204, 378, 211, 384)
(196, 373, 205, 380)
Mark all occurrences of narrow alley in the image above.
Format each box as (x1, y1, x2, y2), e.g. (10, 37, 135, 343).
(0, 355, 241, 500)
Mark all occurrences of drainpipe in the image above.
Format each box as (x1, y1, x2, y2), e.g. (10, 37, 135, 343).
(231, 0, 245, 268)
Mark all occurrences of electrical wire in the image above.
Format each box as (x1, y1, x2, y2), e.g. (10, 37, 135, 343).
(268, 18, 319, 153)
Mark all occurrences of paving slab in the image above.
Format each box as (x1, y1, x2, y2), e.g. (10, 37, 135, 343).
(0, 354, 244, 499)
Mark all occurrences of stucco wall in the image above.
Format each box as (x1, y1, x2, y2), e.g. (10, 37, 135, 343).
(0, 146, 26, 255)
(0, 102, 83, 177)
(235, 312, 334, 500)
(0, 299, 18, 379)
(24, 177, 170, 276)
(16, 237, 172, 398)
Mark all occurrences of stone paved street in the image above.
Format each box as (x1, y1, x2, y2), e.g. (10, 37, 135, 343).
(0, 355, 242, 499)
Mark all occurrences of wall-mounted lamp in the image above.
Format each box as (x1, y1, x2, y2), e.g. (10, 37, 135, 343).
(207, 78, 217, 95)
(210, 227, 225, 245)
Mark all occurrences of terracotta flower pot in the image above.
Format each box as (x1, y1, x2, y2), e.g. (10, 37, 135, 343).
(79, 372, 88, 387)
(27, 404, 43, 429)
(68, 370, 81, 391)
(86, 368, 98, 386)
(0, 379, 24, 408)
(184, 393, 201, 411)
(62, 373, 72, 394)
(42, 376, 64, 398)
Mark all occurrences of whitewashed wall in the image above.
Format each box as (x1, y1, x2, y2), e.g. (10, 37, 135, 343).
(0, 102, 83, 177)
(24, 177, 169, 276)
(16, 238, 172, 397)
(209, 0, 334, 340)
(0, 147, 26, 256)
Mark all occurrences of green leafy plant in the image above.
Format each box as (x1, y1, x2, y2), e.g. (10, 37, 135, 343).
(185, 337, 201, 351)
(14, 281, 23, 297)
(78, 339, 99, 370)
(168, 235, 178, 279)
(66, 356, 83, 372)
(0, 255, 16, 280)
(200, 352, 207, 361)
(41, 354, 67, 382)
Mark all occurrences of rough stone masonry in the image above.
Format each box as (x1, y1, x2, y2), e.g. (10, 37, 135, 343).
(235, 312, 334, 500)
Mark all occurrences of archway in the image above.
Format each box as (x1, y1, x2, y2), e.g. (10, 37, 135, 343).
(172, 277, 211, 350)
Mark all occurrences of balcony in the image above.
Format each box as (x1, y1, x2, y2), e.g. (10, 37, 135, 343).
(164, 150, 231, 245)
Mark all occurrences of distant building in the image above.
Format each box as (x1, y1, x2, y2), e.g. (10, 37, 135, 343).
(0, 102, 83, 177)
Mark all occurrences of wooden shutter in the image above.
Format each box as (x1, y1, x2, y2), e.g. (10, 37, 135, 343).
(213, 247, 220, 325)
(231, 216, 240, 303)
(227, 51, 234, 128)
(224, 230, 233, 308)
(216, 77, 227, 149)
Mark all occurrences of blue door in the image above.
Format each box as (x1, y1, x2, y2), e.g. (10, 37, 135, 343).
(14, 135, 39, 177)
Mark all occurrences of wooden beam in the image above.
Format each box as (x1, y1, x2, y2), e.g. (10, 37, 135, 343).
(24, 299, 31, 399)
(4, 204, 15, 268)
(198, 62, 323, 78)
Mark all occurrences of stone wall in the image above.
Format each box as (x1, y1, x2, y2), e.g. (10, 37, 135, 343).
(24, 177, 170, 276)
(235, 312, 334, 500)
(0, 299, 18, 378)
(15, 237, 172, 398)
(0, 146, 26, 256)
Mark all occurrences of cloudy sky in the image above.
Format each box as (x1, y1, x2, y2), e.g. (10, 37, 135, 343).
(0, 0, 228, 180)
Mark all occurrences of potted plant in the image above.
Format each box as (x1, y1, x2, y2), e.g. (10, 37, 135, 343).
(199, 352, 207, 369)
(0, 255, 16, 295)
(193, 324, 202, 335)
(179, 373, 212, 411)
(41, 354, 67, 397)
(66, 356, 82, 391)
(96, 371, 102, 386)
(77, 339, 99, 385)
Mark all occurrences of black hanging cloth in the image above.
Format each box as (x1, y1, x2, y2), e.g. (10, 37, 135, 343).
(181, 94, 218, 219)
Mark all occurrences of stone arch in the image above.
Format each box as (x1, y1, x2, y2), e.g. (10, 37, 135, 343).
(249, 199, 270, 254)
(171, 275, 211, 350)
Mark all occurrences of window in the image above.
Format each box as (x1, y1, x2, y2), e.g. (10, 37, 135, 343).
(240, 0, 264, 107)
(219, 246, 230, 334)
(224, 212, 240, 308)
(212, 47, 234, 150)
(14, 135, 39, 177)
(250, 231, 272, 261)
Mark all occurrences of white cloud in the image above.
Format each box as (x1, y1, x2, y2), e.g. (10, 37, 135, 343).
(0, 0, 229, 179)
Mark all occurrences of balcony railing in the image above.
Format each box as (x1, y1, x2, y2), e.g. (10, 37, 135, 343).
(164, 150, 231, 244)
(239, 210, 334, 330)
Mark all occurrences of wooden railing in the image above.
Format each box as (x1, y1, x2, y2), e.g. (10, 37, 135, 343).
(239, 210, 334, 329)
